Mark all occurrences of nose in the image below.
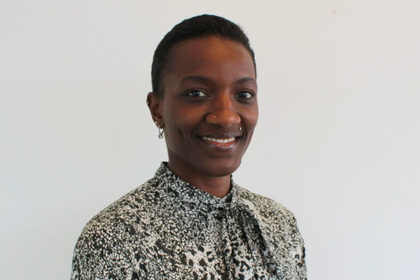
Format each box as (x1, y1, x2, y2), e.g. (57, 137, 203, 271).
(206, 94, 241, 127)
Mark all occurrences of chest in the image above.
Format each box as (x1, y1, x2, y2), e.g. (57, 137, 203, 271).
(131, 207, 278, 279)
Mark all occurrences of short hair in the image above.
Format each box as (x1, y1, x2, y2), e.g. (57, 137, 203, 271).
(151, 14, 256, 97)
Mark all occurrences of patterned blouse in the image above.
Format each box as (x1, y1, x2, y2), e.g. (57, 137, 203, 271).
(71, 163, 307, 279)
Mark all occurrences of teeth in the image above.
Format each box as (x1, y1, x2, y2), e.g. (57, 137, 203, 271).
(202, 137, 235, 143)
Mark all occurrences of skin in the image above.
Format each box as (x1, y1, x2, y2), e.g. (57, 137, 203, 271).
(147, 36, 258, 198)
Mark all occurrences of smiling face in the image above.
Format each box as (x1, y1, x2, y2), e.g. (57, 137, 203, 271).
(149, 36, 258, 181)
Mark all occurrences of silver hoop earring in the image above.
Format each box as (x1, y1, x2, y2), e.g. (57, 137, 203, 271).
(155, 121, 164, 139)
(158, 128, 164, 139)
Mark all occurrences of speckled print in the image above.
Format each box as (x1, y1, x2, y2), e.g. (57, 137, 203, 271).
(71, 163, 307, 279)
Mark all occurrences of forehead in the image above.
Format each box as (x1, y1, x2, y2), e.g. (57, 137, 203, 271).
(165, 36, 256, 82)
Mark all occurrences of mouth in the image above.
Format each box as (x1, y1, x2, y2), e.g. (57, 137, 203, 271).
(198, 135, 241, 149)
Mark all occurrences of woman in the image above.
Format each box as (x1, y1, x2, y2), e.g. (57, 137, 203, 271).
(71, 15, 307, 280)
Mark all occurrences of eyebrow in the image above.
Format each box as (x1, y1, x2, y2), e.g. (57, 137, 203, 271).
(236, 77, 257, 86)
(180, 75, 257, 86)
(180, 75, 212, 84)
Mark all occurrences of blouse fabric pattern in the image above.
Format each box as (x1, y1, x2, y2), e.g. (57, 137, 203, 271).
(71, 163, 307, 280)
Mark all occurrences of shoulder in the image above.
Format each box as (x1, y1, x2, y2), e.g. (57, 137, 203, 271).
(235, 185, 297, 222)
(71, 179, 160, 279)
(77, 178, 163, 240)
(235, 185, 307, 278)
(235, 185, 303, 245)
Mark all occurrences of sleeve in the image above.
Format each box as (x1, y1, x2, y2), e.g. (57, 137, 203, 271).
(291, 215, 307, 280)
(71, 222, 135, 280)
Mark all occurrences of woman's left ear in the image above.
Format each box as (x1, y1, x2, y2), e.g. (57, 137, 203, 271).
(147, 92, 164, 128)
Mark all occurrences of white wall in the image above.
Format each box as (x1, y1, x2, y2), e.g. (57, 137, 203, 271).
(1, 1, 419, 279)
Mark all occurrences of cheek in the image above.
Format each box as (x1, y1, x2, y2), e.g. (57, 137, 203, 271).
(252, 107, 259, 127)
(243, 105, 259, 131)
(162, 104, 199, 136)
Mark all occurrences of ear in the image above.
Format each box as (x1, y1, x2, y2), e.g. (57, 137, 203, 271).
(147, 92, 164, 128)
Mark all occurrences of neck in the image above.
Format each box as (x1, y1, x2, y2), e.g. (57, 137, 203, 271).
(193, 176, 231, 198)
(167, 161, 231, 198)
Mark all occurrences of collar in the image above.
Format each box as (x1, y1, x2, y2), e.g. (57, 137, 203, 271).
(152, 163, 285, 272)
(153, 162, 239, 211)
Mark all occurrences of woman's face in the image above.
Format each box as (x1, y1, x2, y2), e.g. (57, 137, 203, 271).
(150, 36, 258, 178)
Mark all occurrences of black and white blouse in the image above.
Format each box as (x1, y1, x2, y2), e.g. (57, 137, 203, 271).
(71, 163, 307, 279)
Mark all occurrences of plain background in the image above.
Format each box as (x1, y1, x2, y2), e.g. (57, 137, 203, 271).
(1, 1, 419, 279)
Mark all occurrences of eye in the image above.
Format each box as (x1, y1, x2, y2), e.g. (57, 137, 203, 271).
(185, 90, 209, 97)
(236, 91, 254, 99)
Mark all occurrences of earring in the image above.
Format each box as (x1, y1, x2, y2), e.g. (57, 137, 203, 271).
(155, 121, 164, 139)
(239, 127, 242, 131)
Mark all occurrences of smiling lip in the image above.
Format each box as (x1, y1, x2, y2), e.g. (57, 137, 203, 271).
(202, 136, 235, 143)
(199, 135, 240, 149)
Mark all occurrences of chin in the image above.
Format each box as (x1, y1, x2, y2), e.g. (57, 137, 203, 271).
(200, 159, 242, 177)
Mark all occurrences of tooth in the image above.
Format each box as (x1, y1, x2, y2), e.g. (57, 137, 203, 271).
(202, 137, 235, 143)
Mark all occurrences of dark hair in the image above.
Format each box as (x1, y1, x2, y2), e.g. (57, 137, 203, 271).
(151, 14, 256, 97)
